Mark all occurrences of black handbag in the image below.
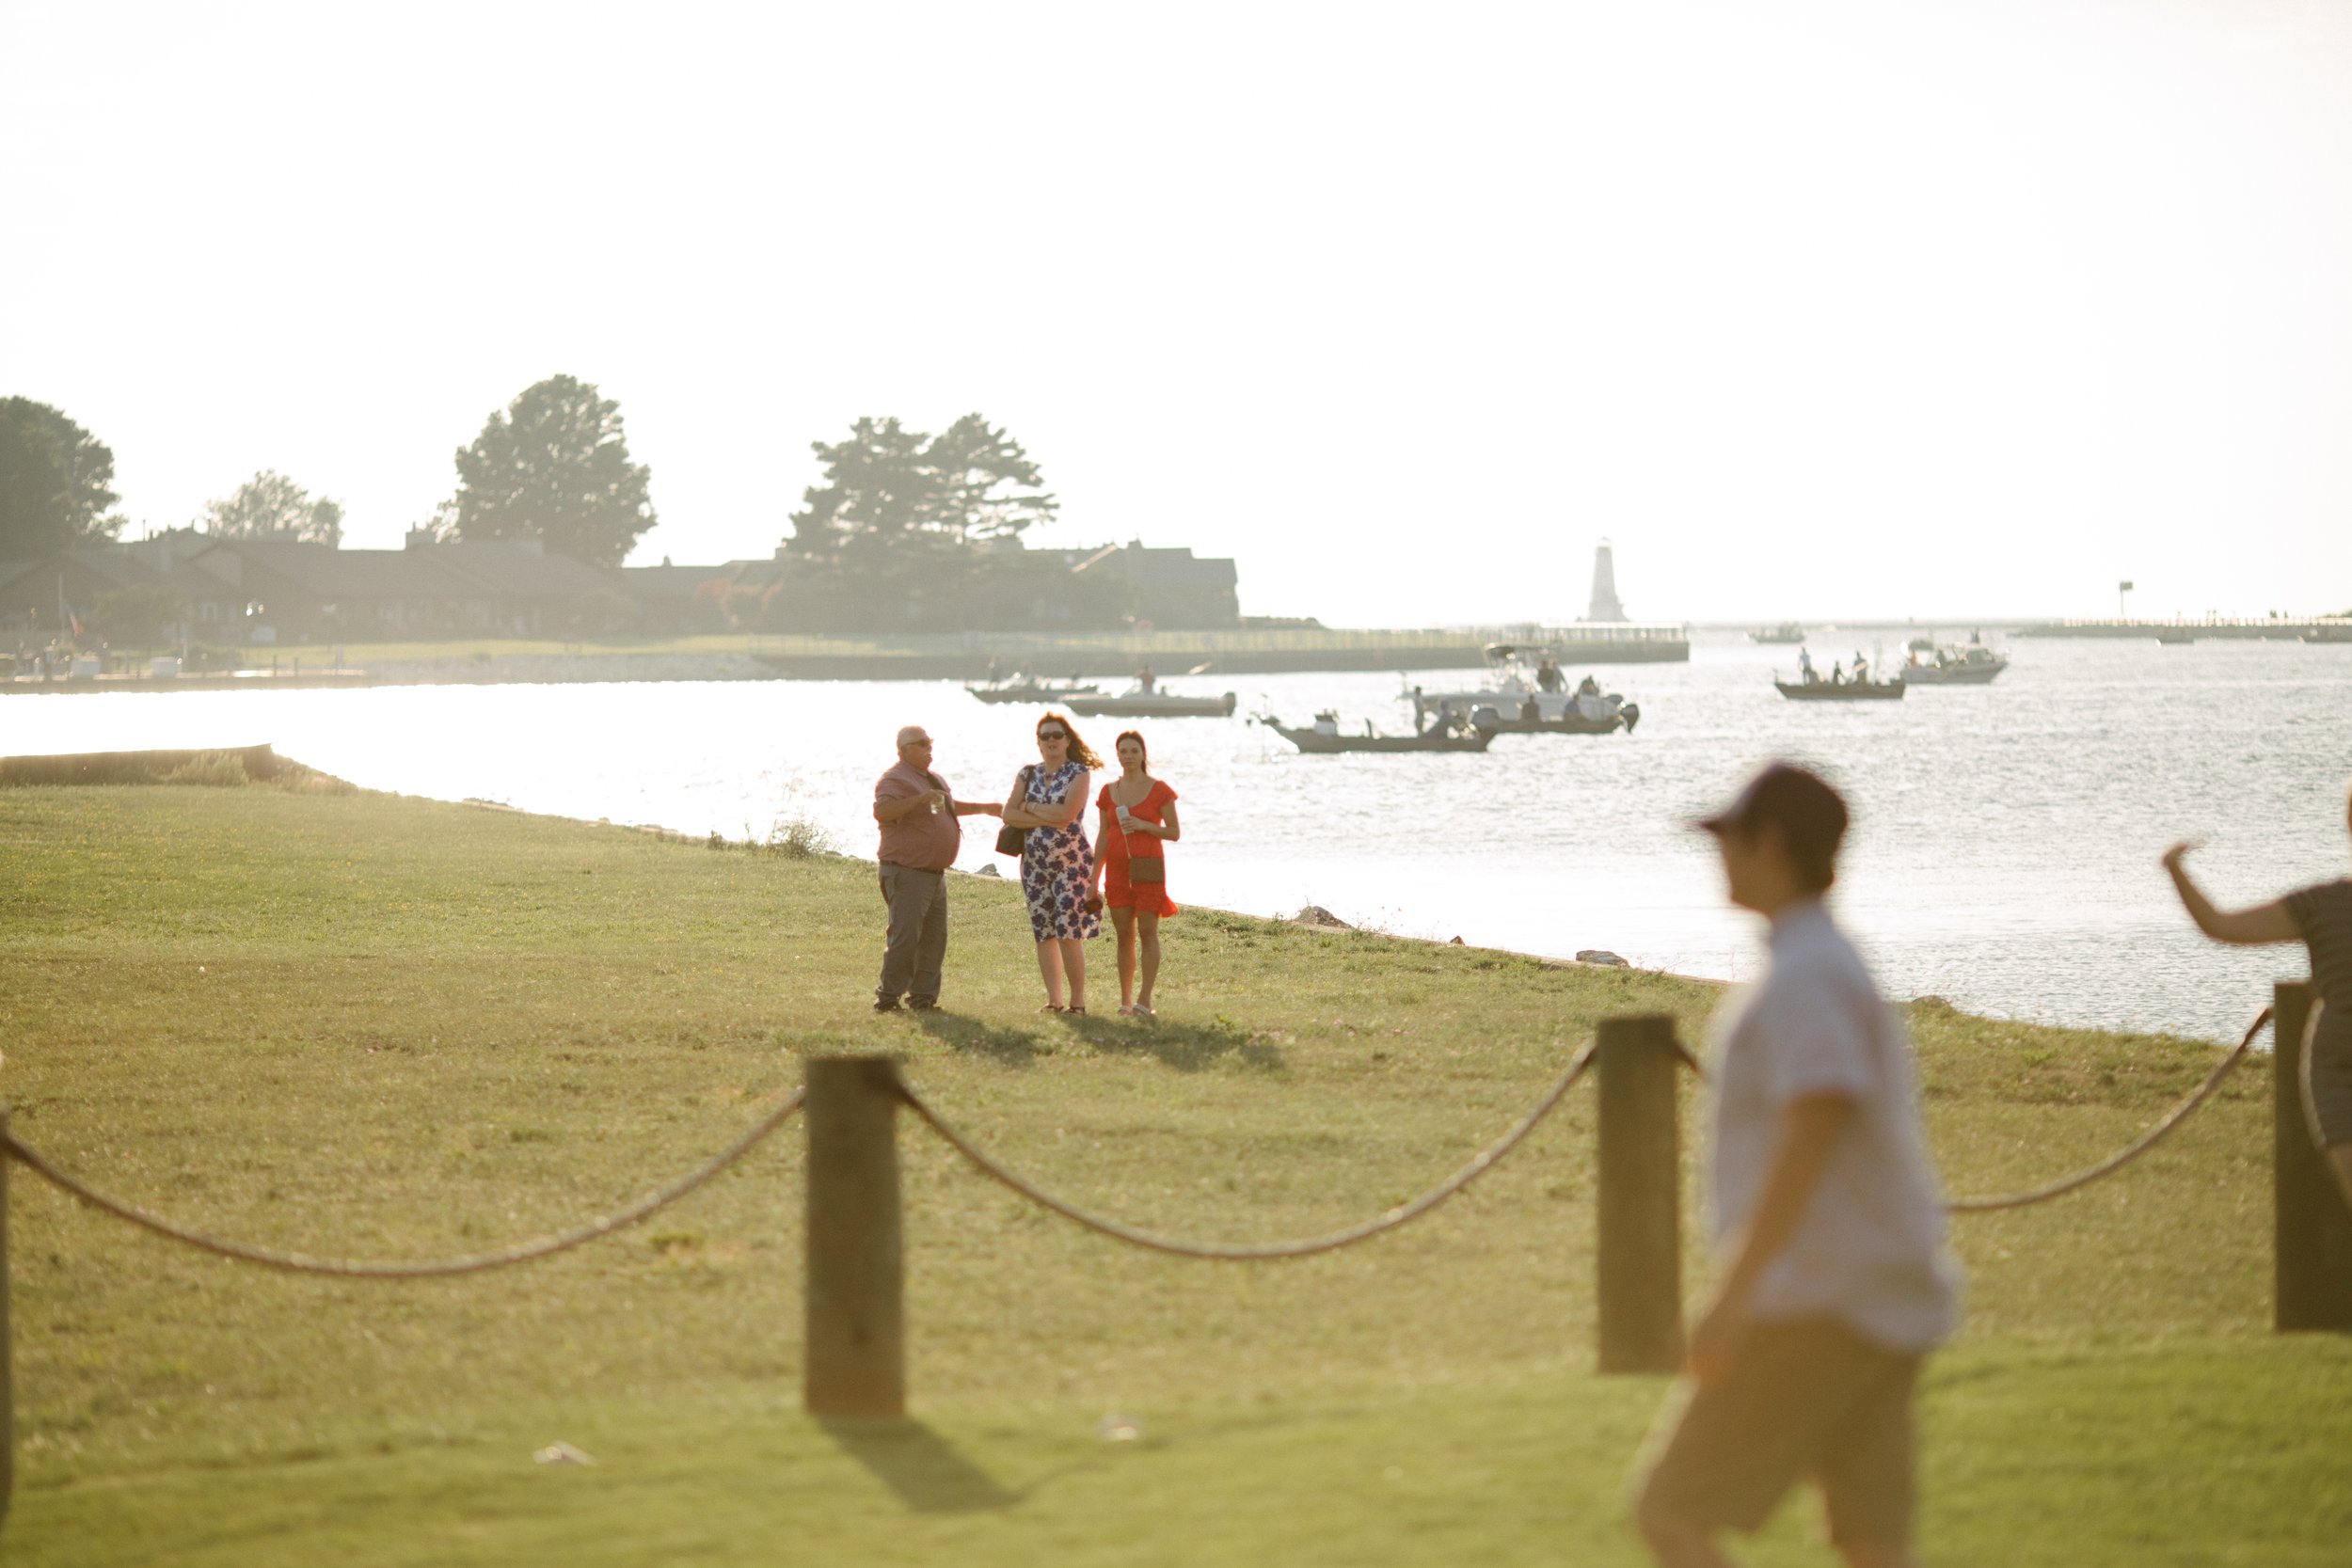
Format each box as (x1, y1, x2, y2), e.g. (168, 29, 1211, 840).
(995, 766, 1032, 856)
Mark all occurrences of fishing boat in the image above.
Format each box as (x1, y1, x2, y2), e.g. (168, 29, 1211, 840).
(2307, 624, 2352, 644)
(1259, 711, 1494, 754)
(1068, 686, 1238, 719)
(1750, 623, 1808, 645)
(1900, 637, 2009, 685)
(1774, 675, 1905, 701)
(965, 674, 1102, 705)
(1406, 644, 1641, 736)
(2154, 629, 2197, 646)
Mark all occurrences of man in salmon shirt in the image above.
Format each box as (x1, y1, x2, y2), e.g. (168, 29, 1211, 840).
(872, 725, 999, 1012)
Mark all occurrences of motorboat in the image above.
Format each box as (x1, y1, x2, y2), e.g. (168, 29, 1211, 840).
(1068, 685, 1238, 719)
(966, 674, 1102, 705)
(1775, 675, 1904, 701)
(1900, 636, 2009, 685)
(1259, 710, 1494, 754)
(1407, 643, 1641, 736)
(1750, 623, 1807, 644)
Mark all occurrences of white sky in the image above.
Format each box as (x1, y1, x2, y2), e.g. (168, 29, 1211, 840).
(5, 0, 2350, 625)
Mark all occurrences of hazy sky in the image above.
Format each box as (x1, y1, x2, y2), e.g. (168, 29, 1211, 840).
(6, 0, 2349, 625)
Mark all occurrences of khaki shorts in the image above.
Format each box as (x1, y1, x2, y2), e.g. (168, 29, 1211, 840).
(1634, 1317, 1923, 1549)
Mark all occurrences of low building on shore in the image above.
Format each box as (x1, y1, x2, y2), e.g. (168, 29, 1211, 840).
(1064, 541, 1241, 628)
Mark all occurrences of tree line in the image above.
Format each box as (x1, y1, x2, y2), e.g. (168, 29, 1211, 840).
(5, 382, 1133, 633)
(0, 375, 658, 568)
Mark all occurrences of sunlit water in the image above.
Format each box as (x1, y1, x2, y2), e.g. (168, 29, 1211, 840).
(8, 633, 2348, 1041)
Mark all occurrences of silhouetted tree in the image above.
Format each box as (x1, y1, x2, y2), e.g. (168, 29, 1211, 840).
(446, 375, 656, 566)
(786, 413, 1057, 562)
(199, 469, 344, 545)
(777, 413, 1076, 630)
(0, 397, 124, 556)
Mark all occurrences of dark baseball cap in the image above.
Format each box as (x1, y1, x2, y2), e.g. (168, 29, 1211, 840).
(1696, 763, 1849, 880)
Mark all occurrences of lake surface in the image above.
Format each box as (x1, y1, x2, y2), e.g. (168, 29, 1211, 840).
(8, 632, 2348, 1041)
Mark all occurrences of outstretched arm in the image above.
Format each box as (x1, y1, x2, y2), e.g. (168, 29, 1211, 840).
(2163, 843, 2299, 944)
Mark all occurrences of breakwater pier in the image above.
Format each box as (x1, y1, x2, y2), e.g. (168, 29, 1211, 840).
(1, 623, 1693, 694)
(2017, 615, 2352, 641)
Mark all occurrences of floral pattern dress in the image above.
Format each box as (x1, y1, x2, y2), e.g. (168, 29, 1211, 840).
(1019, 760, 1100, 942)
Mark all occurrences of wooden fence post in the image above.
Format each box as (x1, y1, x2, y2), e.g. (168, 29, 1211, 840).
(803, 1058, 906, 1418)
(1597, 1014, 1685, 1373)
(2274, 982, 2352, 1333)
(0, 1111, 13, 1532)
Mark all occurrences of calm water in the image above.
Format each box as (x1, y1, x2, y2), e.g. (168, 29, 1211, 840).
(8, 633, 2348, 1040)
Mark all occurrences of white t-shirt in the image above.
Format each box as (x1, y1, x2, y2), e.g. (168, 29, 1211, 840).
(1708, 899, 1963, 1354)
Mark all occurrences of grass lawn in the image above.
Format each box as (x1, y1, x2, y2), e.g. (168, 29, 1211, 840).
(0, 783, 2344, 1565)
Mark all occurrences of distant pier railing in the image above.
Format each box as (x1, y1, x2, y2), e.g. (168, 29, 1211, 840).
(2016, 616, 2352, 641)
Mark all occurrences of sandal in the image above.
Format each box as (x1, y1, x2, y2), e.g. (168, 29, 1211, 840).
(1131, 1005, 1156, 1020)
(1039, 1004, 1065, 1015)
(1065, 1006, 1087, 1016)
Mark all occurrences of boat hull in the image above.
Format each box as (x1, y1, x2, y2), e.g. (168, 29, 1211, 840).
(967, 685, 1100, 705)
(1477, 715, 1625, 735)
(1267, 723, 1493, 753)
(1899, 662, 2006, 685)
(1066, 692, 1237, 718)
(1774, 680, 1905, 701)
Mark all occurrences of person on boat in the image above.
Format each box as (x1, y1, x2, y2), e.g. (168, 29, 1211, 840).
(1536, 655, 1565, 693)
(1135, 664, 1157, 694)
(1636, 763, 1961, 1568)
(1091, 729, 1182, 1019)
(1001, 713, 1103, 1014)
(870, 725, 1003, 1013)
(2162, 780, 2352, 1201)
(1577, 673, 1602, 698)
(1831, 660, 1845, 686)
(1851, 652, 1870, 685)
(1799, 648, 1818, 684)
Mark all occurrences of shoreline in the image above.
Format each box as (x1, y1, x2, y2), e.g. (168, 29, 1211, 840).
(0, 743, 2277, 1046)
(0, 627, 1694, 695)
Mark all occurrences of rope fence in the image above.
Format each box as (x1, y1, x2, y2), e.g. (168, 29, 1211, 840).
(1663, 1006, 2274, 1213)
(1944, 1007, 2268, 1212)
(0, 1086, 804, 1278)
(0, 990, 2337, 1453)
(898, 1043, 1597, 1260)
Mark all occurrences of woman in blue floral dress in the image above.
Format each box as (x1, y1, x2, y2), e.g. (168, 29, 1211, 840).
(1001, 713, 1102, 1012)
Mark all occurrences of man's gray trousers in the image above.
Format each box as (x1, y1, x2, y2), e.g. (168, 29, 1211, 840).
(877, 863, 949, 1006)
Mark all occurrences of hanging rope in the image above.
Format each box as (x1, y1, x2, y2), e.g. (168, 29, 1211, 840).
(1946, 1008, 2268, 1212)
(1, 1087, 804, 1278)
(896, 1044, 1597, 1260)
(1668, 1006, 2271, 1213)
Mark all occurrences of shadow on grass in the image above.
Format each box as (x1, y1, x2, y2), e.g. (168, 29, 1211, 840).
(914, 1009, 1051, 1067)
(818, 1418, 1025, 1513)
(1057, 1011, 1284, 1074)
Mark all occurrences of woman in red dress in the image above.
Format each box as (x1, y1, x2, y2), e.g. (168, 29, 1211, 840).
(1092, 729, 1181, 1018)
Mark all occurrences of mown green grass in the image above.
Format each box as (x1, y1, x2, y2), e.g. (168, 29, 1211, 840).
(0, 784, 2340, 1565)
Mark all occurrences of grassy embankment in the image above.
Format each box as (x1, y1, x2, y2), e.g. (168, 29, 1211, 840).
(0, 777, 2345, 1566)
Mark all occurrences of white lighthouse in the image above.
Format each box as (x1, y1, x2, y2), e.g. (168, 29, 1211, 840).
(1585, 539, 1628, 623)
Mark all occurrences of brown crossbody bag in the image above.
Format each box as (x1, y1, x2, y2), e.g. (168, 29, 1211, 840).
(1117, 791, 1165, 883)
